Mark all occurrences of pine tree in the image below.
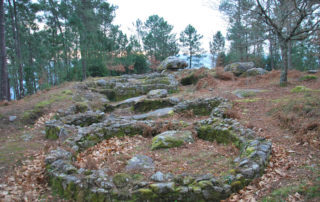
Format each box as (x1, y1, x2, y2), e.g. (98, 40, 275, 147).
(142, 15, 179, 61)
(179, 24, 203, 68)
(0, 0, 9, 101)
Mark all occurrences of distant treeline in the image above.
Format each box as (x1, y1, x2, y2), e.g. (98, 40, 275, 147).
(0, 0, 319, 100)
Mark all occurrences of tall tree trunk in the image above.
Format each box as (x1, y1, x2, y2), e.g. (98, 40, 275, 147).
(269, 37, 274, 70)
(189, 46, 192, 69)
(8, 0, 23, 98)
(287, 40, 292, 70)
(280, 39, 288, 85)
(80, 32, 87, 81)
(0, 0, 9, 100)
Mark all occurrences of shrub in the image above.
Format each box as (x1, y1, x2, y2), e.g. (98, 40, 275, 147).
(215, 67, 234, 81)
(291, 86, 312, 93)
(299, 75, 318, 81)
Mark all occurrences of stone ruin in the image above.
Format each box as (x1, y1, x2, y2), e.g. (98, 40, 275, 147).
(44, 72, 272, 201)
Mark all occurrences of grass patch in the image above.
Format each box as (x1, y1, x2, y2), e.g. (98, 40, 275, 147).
(234, 98, 262, 103)
(262, 183, 320, 202)
(291, 86, 313, 93)
(299, 75, 318, 81)
(22, 92, 72, 124)
(269, 93, 320, 142)
(62, 89, 73, 95)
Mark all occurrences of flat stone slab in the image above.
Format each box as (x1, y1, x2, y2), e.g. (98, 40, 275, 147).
(114, 95, 146, 108)
(132, 107, 174, 120)
(147, 89, 168, 99)
(125, 154, 155, 172)
(232, 89, 267, 98)
(151, 130, 194, 150)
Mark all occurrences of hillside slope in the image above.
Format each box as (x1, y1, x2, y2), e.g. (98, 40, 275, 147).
(0, 69, 319, 201)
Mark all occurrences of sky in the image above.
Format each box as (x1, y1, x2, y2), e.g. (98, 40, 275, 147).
(108, 0, 228, 53)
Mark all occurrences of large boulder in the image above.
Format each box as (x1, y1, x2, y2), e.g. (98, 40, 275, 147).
(125, 154, 155, 172)
(224, 62, 255, 76)
(147, 89, 168, 99)
(157, 56, 188, 72)
(242, 68, 268, 77)
(151, 130, 194, 150)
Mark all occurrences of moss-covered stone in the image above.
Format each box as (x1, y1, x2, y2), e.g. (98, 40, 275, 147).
(183, 176, 195, 185)
(197, 125, 240, 146)
(45, 125, 61, 140)
(134, 188, 158, 201)
(188, 184, 202, 194)
(180, 74, 199, 85)
(133, 99, 175, 113)
(244, 146, 256, 157)
(231, 181, 243, 192)
(113, 173, 131, 188)
(151, 130, 194, 150)
(74, 102, 89, 113)
(198, 180, 213, 189)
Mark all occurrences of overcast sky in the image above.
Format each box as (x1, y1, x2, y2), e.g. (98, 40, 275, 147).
(108, 0, 228, 53)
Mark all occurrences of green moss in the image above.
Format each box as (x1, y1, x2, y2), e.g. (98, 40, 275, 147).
(104, 103, 115, 112)
(23, 93, 71, 124)
(185, 100, 221, 116)
(132, 174, 144, 182)
(197, 125, 240, 147)
(299, 75, 318, 81)
(133, 99, 175, 113)
(244, 146, 255, 156)
(291, 85, 312, 93)
(35, 100, 51, 108)
(168, 88, 179, 94)
(76, 190, 86, 202)
(183, 176, 195, 185)
(84, 170, 93, 175)
(50, 176, 64, 196)
(261, 183, 320, 202)
(134, 188, 158, 200)
(231, 181, 243, 192)
(64, 181, 76, 199)
(113, 173, 131, 188)
(62, 89, 73, 95)
(168, 110, 174, 116)
(197, 180, 213, 188)
(22, 107, 45, 124)
(74, 102, 89, 113)
(234, 98, 261, 103)
(188, 184, 202, 194)
(151, 136, 184, 150)
(86, 134, 100, 143)
(228, 169, 236, 175)
(144, 77, 171, 85)
(233, 90, 259, 98)
(270, 95, 320, 118)
(180, 74, 199, 85)
(45, 125, 60, 140)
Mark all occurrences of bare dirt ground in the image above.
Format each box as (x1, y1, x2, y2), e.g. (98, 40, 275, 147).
(0, 70, 319, 201)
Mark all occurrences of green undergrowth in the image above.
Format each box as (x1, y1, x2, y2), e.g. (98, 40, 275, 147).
(261, 182, 320, 202)
(269, 94, 320, 118)
(299, 75, 318, 81)
(234, 98, 262, 103)
(22, 91, 72, 124)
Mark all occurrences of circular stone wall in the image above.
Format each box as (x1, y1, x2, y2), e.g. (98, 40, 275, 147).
(44, 74, 272, 201)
